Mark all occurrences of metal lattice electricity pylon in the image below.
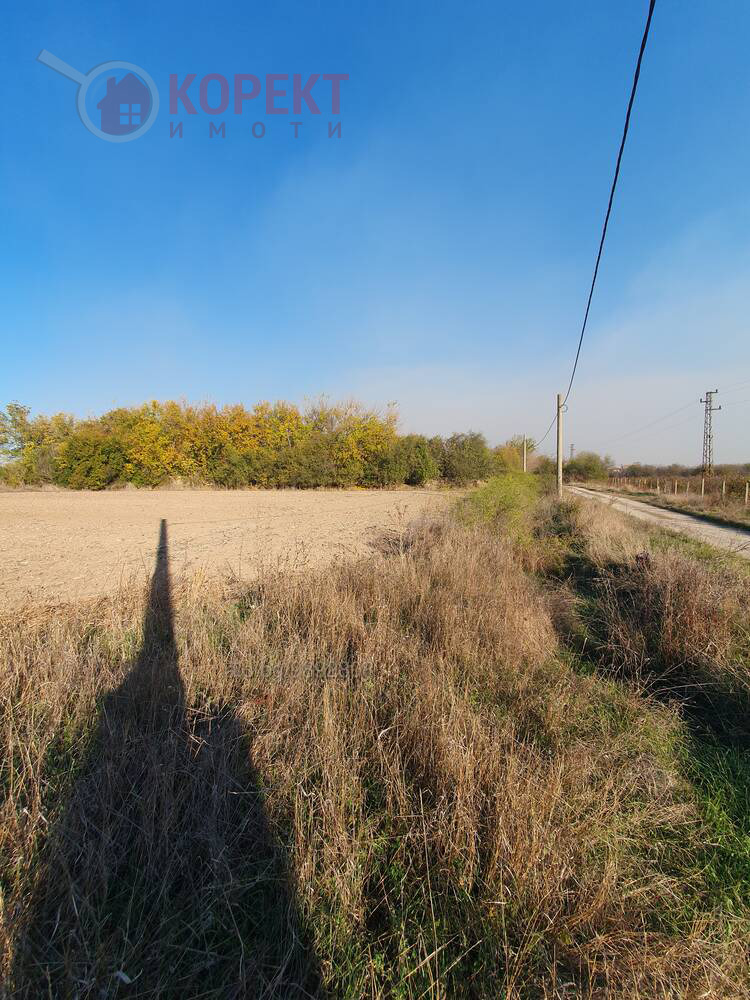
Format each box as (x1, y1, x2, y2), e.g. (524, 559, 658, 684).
(700, 390, 721, 475)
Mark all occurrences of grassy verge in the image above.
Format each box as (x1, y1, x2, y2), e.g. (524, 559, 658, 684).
(649, 526, 750, 577)
(1, 478, 749, 997)
(524, 486, 750, 957)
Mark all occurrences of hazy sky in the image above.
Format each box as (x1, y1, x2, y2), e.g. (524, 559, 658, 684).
(2, 1, 749, 465)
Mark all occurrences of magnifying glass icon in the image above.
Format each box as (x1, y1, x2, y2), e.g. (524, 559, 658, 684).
(37, 49, 159, 143)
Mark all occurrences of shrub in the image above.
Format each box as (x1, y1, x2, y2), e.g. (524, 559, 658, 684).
(492, 435, 533, 473)
(565, 450, 613, 481)
(205, 445, 251, 488)
(56, 431, 126, 490)
(0, 461, 22, 487)
(534, 455, 556, 477)
(274, 433, 340, 488)
(461, 473, 539, 545)
(439, 431, 492, 485)
(392, 434, 439, 485)
(0, 402, 32, 460)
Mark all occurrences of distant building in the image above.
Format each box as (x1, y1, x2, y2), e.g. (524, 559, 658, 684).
(96, 74, 151, 136)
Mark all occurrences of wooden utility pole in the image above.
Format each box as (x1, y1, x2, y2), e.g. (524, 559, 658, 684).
(522, 435, 527, 473)
(556, 393, 564, 499)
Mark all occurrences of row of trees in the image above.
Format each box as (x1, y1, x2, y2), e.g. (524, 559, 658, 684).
(0, 400, 535, 490)
(526, 451, 614, 482)
(559, 455, 750, 484)
(621, 462, 750, 479)
(564, 451, 614, 481)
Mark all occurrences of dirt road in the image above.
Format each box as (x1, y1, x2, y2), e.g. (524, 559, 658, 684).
(0, 489, 446, 608)
(568, 486, 750, 560)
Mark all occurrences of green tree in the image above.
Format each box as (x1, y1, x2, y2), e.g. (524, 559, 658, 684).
(0, 403, 32, 459)
(392, 435, 439, 486)
(56, 430, 126, 490)
(441, 432, 492, 485)
(565, 451, 612, 482)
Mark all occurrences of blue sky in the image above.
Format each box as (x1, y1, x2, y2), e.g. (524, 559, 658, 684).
(2, 0, 749, 464)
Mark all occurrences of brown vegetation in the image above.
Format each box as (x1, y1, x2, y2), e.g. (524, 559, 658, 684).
(1, 484, 749, 997)
(558, 497, 750, 742)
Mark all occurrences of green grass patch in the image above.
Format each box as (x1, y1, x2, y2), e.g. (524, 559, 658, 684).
(686, 736, 750, 920)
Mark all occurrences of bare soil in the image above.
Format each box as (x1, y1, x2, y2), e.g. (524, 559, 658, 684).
(0, 488, 446, 608)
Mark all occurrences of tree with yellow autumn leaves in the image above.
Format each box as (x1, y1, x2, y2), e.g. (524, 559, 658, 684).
(0, 398, 503, 489)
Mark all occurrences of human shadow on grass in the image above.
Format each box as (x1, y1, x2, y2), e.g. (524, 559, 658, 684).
(11, 520, 322, 999)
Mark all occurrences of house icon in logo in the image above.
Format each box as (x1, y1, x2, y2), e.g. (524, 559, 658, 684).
(96, 73, 151, 136)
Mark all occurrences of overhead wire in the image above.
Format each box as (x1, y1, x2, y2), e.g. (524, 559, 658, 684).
(561, 0, 656, 408)
(596, 381, 750, 451)
(720, 377, 750, 393)
(592, 398, 697, 450)
(534, 0, 657, 448)
(625, 411, 701, 440)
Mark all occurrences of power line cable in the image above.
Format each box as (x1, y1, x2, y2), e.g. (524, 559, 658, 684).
(592, 396, 748, 459)
(635, 411, 701, 437)
(608, 412, 701, 460)
(533, 0, 656, 449)
(535, 411, 558, 448)
(720, 379, 750, 396)
(561, 0, 656, 408)
(593, 398, 696, 449)
(589, 387, 749, 455)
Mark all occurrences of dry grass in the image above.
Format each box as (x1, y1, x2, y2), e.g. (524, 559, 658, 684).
(559, 499, 750, 723)
(559, 497, 650, 565)
(1, 502, 749, 997)
(595, 551, 750, 691)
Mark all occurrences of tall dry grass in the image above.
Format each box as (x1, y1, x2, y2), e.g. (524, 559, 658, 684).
(1, 511, 748, 997)
(559, 499, 750, 734)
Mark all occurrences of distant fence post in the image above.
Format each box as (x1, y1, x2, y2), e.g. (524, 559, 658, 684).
(674, 479, 677, 495)
(746, 482, 749, 507)
(701, 477, 705, 497)
(722, 479, 726, 499)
